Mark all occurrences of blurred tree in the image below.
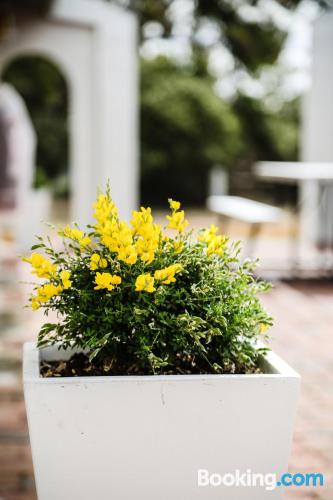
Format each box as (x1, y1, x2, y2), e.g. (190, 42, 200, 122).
(194, 0, 332, 71)
(141, 55, 242, 204)
(113, 0, 316, 203)
(196, 1, 286, 71)
(113, 0, 330, 67)
(229, 93, 299, 202)
(0, 0, 323, 204)
(2, 56, 69, 192)
(234, 94, 299, 162)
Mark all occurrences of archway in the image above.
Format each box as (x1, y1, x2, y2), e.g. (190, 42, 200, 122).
(0, 0, 138, 227)
(2, 55, 70, 208)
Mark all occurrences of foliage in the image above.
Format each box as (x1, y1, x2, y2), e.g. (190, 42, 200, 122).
(113, 0, 330, 70)
(23, 186, 272, 375)
(141, 56, 242, 205)
(195, 0, 287, 71)
(234, 94, 299, 162)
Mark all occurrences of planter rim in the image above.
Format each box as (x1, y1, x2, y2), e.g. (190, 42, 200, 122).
(23, 342, 299, 384)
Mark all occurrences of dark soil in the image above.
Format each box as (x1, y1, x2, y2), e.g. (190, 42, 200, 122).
(40, 352, 263, 377)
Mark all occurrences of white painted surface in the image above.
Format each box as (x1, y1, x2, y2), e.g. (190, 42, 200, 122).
(0, 84, 51, 249)
(208, 166, 229, 196)
(24, 342, 300, 500)
(0, 83, 35, 205)
(301, 11, 333, 244)
(255, 161, 333, 245)
(0, 0, 138, 225)
(15, 188, 51, 251)
(207, 195, 284, 224)
(301, 12, 333, 163)
(255, 161, 333, 182)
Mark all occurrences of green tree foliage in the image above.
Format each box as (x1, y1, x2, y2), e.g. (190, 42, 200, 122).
(234, 94, 299, 162)
(4, 0, 329, 66)
(119, 0, 305, 203)
(114, 0, 330, 69)
(196, 0, 287, 71)
(141, 56, 242, 205)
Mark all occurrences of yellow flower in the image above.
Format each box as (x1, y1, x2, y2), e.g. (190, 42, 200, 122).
(23, 252, 57, 279)
(173, 240, 184, 253)
(166, 199, 188, 233)
(90, 253, 108, 271)
(60, 270, 72, 289)
(80, 236, 91, 248)
(140, 251, 155, 265)
(199, 225, 227, 256)
(198, 224, 218, 243)
(131, 207, 153, 234)
(131, 207, 161, 264)
(31, 297, 40, 311)
(260, 323, 269, 333)
(34, 283, 62, 303)
(167, 210, 188, 233)
(154, 264, 182, 285)
(135, 235, 157, 264)
(169, 199, 181, 211)
(93, 193, 118, 227)
(135, 274, 156, 293)
(97, 219, 117, 240)
(99, 219, 139, 265)
(117, 245, 138, 265)
(62, 226, 84, 241)
(207, 235, 227, 256)
(94, 272, 121, 291)
(93, 193, 119, 245)
(31, 281, 62, 310)
(61, 225, 91, 249)
(97, 203, 160, 265)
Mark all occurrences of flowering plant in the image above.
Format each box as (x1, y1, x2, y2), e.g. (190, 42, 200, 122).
(23, 186, 272, 375)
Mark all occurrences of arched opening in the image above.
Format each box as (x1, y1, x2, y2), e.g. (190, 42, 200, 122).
(1, 55, 69, 212)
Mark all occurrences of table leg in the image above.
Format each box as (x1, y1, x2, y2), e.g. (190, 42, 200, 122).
(299, 180, 320, 247)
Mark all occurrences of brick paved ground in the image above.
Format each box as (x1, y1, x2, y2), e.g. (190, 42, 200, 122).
(1, 210, 333, 499)
(261, 280, 333, 500)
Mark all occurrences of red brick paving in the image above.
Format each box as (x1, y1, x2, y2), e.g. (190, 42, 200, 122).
(1, 278, 333, 499)
(261, 281, 333, 500)
(0, 387, 36, 499)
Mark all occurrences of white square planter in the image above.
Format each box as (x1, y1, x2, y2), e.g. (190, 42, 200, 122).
(23, 342, 300, 500)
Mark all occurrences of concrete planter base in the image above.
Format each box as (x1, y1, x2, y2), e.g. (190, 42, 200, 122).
(23, 342, 300, 500)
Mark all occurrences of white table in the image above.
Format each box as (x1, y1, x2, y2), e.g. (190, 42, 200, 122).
(207, 195, 285, 256)
(254, 162, 333, 247)
(207, 195, 284, 224)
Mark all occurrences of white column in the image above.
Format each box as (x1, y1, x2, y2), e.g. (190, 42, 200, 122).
(301, 11, 333, 245)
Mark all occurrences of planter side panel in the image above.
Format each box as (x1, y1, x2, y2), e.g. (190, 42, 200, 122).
(24, 374, 299, 500)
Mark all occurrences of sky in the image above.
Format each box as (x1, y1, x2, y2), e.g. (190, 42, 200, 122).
(140, 0, 322, 104)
